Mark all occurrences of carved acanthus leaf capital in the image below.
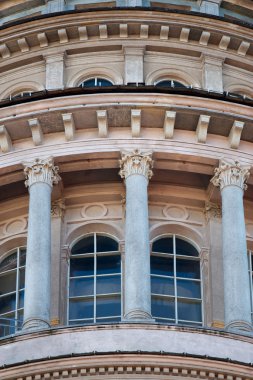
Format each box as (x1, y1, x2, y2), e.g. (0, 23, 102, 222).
(211, 159, 251, 191)
(23, 157, 60, 188)
(204, 202, 222, 220)
(119, 149, 153, 181)
(51, 199, 65, 218)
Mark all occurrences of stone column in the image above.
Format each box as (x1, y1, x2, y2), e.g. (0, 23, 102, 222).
(199, 0, 222, 16)
(211, 159, 252, 332)
(23, 158, 60, 330)
(124, 47, 145, 85)
(119, 149, 153, 320)
(202, 55, 223, 92)
(45, 53, 66, 90)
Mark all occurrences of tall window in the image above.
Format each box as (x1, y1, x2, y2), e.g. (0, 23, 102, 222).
(79, 78, 113, 88)
(151, 236, 202, 326)
(0, 248, 26, 337)
(248, 250, 253, 321)
(68, 234, 121, 325)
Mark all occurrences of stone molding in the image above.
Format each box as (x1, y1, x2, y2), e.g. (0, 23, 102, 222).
(204, 201, 222, 220)
(211, 159, 251, 191)
(23, 157, 61, 188)
(2, 354, 253, 380)
(119, 149, 153, 181)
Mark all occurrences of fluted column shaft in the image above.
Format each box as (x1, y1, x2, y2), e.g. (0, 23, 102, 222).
(211, 160, 252, 332)
(23, 158, 60, 330)
(120, 150, 153, 320)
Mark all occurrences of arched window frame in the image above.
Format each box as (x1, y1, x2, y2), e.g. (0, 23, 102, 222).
(150, 234, 203, 326)
(68, 232, 122, 325)
(154, 79, 189, 88)
(0, 247, 26, 337)
(78, 77, 113, 88)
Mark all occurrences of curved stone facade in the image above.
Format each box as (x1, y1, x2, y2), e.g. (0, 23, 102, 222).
(0, 1, 253, 379)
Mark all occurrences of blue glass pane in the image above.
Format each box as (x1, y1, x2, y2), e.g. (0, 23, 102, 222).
(72, 236, 94, 255)
(69, 277, 94, 297)
(70, 257, 94, 277)
(151, 256, 173, 276)
(96, 236, 118, 253)
(151, 296, 175, 319)
(20, 249, 26, 266)
(80, 79, 96, 87)
(80, 78, 112, 87)
(178, 299, 202, 322)
(0, 313, 16, 337)
(177, 279, 201, 298)
(176, 239, 198, 257)
(156, 80, 186, 88)
(97, 275, 121, 294)
(18, 290, 24, 308)
(0, 272, 16, 294)
(96, 317, 121, 323)
(97, 255, 121, 274)
(69, 299, 94, 319)
(176, 259, 200, 279)
(96, 296, 121, 317)
(19, 268, 25, 289)
(97, 79, 112, 87)
(151, 276, 174, 296)
(69, 319, 93, 325)
(0, 293, 16, 314)
(0, 253, 17, 273)
(152, 238, 173, 253)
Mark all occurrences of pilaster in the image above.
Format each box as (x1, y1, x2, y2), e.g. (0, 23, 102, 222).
(202, 54, 223, 92)
(123, 47, 145, 85)
(199, 0, 222, 16)
(45, 52, 66, 90)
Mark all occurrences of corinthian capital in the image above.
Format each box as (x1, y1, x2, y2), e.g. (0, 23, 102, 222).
(23, 157, 60, 188)
(119, 149, 153, 181)
(211, 159, 250, 191)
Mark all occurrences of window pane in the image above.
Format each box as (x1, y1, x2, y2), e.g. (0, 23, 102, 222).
(96, 317, 121, 323)
(69, 277, 94, 297)
(97, 79, 112, 87)
(18, 290, 24, 308)
(151, 296, 175, 319)
(176, 259, 200, 279)
(69, 299, 94, 320)
(19, 268, 25, 289)
(178, 299, 202, 322)
(0, 312, 16, 337)
(177, 279, 201, 298)
(0, 272, 16, 294)
(97, 275, 121, 294)
(0, 293, 16, 314)
(70, 257, 94, 277)
(97, 255, 121, 274)
(151, 276, 174, 296)
(72, 236, 94, 255)
(0, 253, 17, 273)
(152, 238, 173, 254)
(151, 256, 173, 276)
(176, 239, 198, 257)
(19, 249, 26, 267)
(69, 319, 93, 325)
(96, 236, 118, 252)
(96, 296, 121, 317)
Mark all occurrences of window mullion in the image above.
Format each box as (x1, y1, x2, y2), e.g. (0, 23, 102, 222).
(94, 233, 97, 323)
(173, 235, 178, 324)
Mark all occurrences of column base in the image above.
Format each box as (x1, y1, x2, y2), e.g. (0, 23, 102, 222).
(225, 320, 253, 333)
(22, 318, 51, 331)
(124, 309, 153, 321)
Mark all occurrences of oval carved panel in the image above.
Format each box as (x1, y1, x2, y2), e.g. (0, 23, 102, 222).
(4, 218, 27, 235)
(163, 205, 189, 220)
(81, 204, 108, 219)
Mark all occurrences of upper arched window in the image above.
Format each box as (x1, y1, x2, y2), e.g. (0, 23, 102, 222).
(68, 233, 121, 325)
(151, 236, 202, 326)
(79, 77, 113, 88)
(155, 80, 187, 88)
(0, 248, 26, 337)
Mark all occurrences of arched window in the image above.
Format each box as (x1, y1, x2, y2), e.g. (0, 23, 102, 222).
(11, 91, 34, 100)
(68, 233, 121, 325)
(0, 248, 26, 337)
(79, 77, 113, 88)
(248, 250, 253, 321)
(151, 236, 202, 326)
(155, 80, 187, 88)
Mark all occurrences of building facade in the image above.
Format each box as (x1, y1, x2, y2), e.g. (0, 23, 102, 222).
(0, 0, 253, 379)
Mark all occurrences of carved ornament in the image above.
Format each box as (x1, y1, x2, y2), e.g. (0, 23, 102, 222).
(204, 202, 221, 220)
(119, 149, 153, 181)
(211, 159, 250, 191)
(23, 157, 60, 188)
(51, 199, 65, 218)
